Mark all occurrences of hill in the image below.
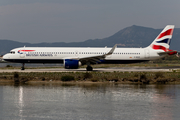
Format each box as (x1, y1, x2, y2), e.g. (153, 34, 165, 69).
(0, 25, 180, 55)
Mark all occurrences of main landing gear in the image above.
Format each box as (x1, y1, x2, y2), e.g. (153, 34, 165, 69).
(86, 65, 93, 71)
(21, 63, 25, 70)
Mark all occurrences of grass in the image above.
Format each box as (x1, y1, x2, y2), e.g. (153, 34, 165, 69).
(0, 71, 180, 84)
(61, 75, 75, 81)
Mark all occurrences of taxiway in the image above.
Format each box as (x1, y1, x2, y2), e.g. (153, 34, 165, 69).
(0, 66, 179, 73)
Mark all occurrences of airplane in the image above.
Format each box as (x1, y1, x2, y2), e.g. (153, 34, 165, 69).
(3, 25, 177, 71)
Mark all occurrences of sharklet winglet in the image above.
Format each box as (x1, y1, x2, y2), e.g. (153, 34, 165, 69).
(106, 44, 117, 56)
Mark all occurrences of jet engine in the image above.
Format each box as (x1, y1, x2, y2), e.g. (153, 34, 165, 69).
(64, 59, 82, 69)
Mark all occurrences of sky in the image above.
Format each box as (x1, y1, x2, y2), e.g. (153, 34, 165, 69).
(0, 0, 179, 43)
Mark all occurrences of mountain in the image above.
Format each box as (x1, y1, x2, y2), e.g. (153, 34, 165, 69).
(0, 25, 180, 55)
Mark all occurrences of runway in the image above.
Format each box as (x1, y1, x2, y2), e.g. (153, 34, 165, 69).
(0, 66, 179, 72)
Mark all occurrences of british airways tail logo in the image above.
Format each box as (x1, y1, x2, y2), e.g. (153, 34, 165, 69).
(152, 28, 173, 51)
(156, 38, 171, 45)
(157, 29, 173, 39)
(152, 45, 168, 52)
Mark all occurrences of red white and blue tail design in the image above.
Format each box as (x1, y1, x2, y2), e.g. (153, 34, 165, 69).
(150, 25, 174, 51)
(149, 25, 176, 55)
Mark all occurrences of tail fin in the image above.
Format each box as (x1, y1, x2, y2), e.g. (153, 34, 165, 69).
(149, 25, 174, 52)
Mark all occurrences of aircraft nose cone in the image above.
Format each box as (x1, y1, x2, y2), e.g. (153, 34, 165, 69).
(3, 54, 9, 60)
(3, 55, 6, 59)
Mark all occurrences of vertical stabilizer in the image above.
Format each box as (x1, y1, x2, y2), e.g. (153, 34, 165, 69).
(149, 25, 174, 52)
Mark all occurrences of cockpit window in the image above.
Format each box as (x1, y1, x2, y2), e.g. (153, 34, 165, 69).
(10, 51, 15, 54)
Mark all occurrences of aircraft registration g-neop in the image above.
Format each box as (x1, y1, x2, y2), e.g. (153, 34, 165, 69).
(3, 25, 177, 71)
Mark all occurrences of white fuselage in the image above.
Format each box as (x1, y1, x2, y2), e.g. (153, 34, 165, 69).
(3, 46, 164, 64)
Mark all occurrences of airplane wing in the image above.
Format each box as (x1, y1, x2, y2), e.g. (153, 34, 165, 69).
(63, 44, 117, 64)
(79, 44, 117, 64)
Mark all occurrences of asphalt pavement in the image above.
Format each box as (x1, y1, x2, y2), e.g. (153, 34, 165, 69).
(0, 66, 178, 72)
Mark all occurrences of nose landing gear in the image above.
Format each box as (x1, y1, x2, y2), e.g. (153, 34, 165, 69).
(21, 63, 25, 70)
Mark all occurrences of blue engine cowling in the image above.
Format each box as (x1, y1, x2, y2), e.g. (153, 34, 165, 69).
(64, 59, 81, 69)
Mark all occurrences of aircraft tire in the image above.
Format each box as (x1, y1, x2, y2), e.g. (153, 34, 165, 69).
(86, 66, 93, 71)
(21, 67, 25, 70)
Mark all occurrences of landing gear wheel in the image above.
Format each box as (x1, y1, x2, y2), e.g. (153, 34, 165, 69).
(86, 66, 93, 71)
(21, 67, 25, 70)
(21, 63, 25, 70)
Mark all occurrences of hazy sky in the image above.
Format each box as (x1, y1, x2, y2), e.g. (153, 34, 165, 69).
(0, 0, 179, 43)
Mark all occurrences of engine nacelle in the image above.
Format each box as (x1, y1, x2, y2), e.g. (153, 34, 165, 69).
(64, 59, 82, 69)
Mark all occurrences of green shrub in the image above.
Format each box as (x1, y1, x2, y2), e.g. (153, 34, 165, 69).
(14, 72, 19, 78)
(6, 65, 12, 67)
(140, 74, 147, 80)
(91, 79, 98, 82)
(83, 72, 92, 79)
(42, 77, 45, 81)
(134, 73, 139, 78)
(61, 75, 75, 81)
(155, 72, 164, 79)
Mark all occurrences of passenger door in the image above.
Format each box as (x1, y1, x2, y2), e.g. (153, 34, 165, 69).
(145, 49, 150, 58)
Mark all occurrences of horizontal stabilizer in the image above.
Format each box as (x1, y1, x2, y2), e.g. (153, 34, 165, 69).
(158, 50, 177, 56)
